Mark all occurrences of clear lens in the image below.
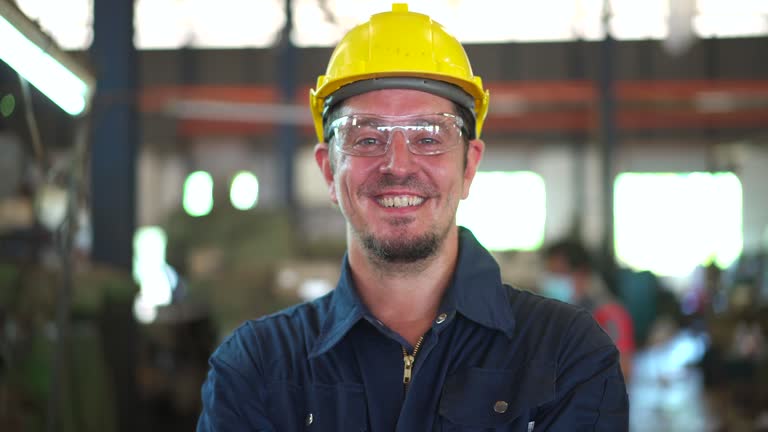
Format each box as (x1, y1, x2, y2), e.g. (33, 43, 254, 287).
(329, 113, 465, 156)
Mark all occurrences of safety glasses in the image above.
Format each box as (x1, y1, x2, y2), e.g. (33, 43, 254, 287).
(327, 112, 467, 157)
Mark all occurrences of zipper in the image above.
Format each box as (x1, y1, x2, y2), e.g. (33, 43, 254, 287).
(402, 335, 425, 391)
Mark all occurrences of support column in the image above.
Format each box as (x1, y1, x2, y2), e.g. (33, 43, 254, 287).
(598, 3, 618, 275)
(91, 0, 137, 268)
(90, 0, 139, 431)
(277, 0, 297, 210)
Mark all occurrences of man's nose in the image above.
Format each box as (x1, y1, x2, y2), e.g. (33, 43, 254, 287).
(380, 129, 416, 174)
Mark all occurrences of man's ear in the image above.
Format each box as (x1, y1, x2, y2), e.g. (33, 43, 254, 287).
(314, 142, 338, 204)
(461, 138, 485, 199)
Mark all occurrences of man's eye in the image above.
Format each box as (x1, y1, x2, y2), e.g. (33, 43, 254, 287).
(356, 137, 381, 146)
(411, 132, 443, 146)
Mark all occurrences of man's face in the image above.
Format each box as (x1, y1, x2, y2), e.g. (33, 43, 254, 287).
(314, 89, 484, 263)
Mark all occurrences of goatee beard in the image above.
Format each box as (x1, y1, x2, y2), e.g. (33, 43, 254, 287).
(361, 230, 440, 263)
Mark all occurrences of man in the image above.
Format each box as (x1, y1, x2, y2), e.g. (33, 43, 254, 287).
(541, 239, 636, 381)
(198, 4, 628, 431)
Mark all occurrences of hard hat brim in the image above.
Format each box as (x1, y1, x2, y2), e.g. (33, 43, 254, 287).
(321, 77, 477, 136)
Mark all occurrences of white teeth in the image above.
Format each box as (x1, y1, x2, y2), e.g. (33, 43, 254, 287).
(378, 195, 424, 208)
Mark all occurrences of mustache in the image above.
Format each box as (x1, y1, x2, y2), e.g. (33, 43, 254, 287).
(360, 174, 437, 196)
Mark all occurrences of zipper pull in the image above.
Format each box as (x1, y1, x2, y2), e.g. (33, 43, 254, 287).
(403, 354, 414, 384)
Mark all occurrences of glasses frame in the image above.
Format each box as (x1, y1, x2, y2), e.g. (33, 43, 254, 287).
(327, 112, 467, 157)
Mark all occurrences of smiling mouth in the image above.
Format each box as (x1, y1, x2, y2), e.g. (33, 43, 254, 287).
(376, 195, 425, 208)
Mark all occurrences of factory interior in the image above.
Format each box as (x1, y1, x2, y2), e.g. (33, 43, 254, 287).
(0, 0, 767, 430)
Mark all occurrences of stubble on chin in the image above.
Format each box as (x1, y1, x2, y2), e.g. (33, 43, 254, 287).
(358, 217, 443, 265)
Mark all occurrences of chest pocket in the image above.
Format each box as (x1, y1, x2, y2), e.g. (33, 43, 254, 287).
(438, 363, 554, 431)
(266, 382, 368, 431)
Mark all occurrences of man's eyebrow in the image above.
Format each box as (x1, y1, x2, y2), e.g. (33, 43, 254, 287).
(350, 117, 381, 127)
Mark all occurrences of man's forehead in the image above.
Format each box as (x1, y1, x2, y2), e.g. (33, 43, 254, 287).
(338, 89, 455, 116)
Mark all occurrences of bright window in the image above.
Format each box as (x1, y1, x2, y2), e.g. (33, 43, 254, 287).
(133, 226, 177, 323)
(230, 171, 259, 210)
(134, 0, 284, 49)
(14, 0, 93, 50)
(292, 0, 600, 45)
(609, 0, 669, 39)
(183, 171, 214, 217)
(456, 171, 546, 251)
(695, 0, 768, 38)
(292, 0, 768, 46)
(13, 0, 768, 50)
(614, 172, 743, 277)
(13, 0, 284, 50)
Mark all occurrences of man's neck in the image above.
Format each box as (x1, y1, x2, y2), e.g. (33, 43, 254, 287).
(347, 229, 459, 346)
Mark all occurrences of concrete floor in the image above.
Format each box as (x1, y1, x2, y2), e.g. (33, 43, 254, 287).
(628, 329, 766, 432)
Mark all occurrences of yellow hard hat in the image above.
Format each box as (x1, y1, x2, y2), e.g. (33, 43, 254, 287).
(309, 3, 490, 142)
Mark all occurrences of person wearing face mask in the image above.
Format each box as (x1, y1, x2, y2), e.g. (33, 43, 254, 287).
(541, 239, 636, 381)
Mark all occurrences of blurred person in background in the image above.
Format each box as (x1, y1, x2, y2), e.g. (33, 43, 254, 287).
(541, 239, 636, 380)
(198, 3, 628, 430)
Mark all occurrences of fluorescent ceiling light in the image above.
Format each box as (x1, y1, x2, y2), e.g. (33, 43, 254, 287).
(0, 0, 94, 116)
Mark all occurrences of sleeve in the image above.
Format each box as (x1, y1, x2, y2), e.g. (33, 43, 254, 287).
(197, 325, 274, 432)
(532, 310, 629, 431)
(592, 303, 636, 356)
